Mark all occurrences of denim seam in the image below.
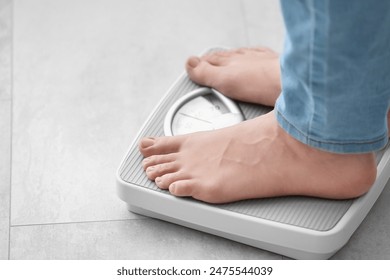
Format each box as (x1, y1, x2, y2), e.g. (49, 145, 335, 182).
(323, 0, 329, 131)
(307, 0, 315, 145)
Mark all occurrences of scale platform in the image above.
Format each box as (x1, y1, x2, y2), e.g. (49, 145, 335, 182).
(116, 50, 390, 259)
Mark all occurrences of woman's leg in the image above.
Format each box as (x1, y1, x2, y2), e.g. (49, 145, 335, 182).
(276, 0, 390, 154)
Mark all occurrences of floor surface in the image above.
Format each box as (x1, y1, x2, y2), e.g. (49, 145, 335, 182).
(1, 0, 389, 260)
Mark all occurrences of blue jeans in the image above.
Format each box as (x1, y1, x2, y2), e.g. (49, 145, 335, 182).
(275, 0, 390, 153)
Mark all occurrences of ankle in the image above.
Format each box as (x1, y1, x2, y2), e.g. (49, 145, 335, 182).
(278, 123, 377, 199)
(344, 154, 377, 198)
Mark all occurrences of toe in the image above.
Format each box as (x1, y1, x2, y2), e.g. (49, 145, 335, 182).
(145, 162, 179, 180)
(155, 171, 187, 190)
(139, 136, 182, 157)
(139, 137, 155, 149)
(202, 52, 230, 66)
(185, 58, 220, 88)
(167, 179, 222, 203)
(236, 47, 252, 54)
(142, 153, 177, 170)
(169, 180, 195, 197)
(186, 56, 200, 68)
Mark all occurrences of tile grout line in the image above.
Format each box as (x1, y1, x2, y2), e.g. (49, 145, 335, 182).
(8, 0, 14, 260)
(10, 217, 150, 229)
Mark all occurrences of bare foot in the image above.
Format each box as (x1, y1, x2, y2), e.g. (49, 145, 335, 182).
(139, 111, 376, 204)
(186, 47, 281, 106)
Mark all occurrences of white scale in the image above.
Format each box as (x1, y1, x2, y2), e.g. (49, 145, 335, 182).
(117, 48, 390, 259)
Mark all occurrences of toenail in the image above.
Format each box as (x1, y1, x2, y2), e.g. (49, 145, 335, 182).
(146, 166, 154, 173)
(169, 183, 176, 194)
(188, 56, 200, 68)
(140, 138, 155, 148)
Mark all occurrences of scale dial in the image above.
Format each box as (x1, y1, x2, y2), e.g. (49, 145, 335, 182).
(164, 87, 245, 136)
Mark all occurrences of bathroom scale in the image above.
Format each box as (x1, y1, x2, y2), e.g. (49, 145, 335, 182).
(116, 48, 390, 259)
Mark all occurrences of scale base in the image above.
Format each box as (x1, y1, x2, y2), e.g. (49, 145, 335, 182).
(126, 204, 336, 260)
(116, 48, 390, 259)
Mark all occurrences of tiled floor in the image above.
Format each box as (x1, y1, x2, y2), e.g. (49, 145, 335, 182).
(0, 0, 11, 260)
(1, 0, 389, 260)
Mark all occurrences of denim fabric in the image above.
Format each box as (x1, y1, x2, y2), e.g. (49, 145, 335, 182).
(275, 0, 390, 153)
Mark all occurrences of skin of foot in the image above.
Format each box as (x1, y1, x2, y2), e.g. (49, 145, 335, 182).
(186, 47, 281, 106)
(139, 111, 377, 204)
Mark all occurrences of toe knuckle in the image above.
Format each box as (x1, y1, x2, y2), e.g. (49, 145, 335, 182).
(159, 164, 167, 172)
(165, 173, 174, 181)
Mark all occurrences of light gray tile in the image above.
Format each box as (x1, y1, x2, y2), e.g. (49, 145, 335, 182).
(0, 0, 11, 260)
(332, 180, 390, 259)
(11, 0, 248, 225)
(0, 101, 11, 260)
(10, 219, 282, 259)
(241, 0, 284, 52)
(0, 0, 11, 101)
